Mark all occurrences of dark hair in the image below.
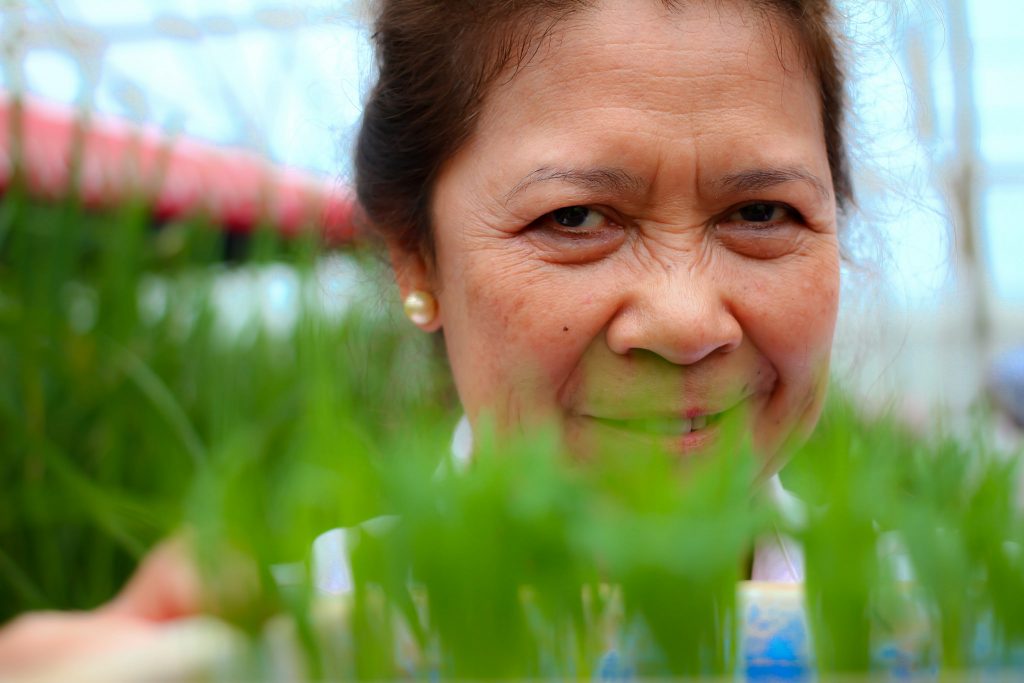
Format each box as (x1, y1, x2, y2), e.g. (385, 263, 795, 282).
(354, 0, 852, 258)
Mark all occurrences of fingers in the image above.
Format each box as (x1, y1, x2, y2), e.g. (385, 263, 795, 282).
(100, 536, 203, 622)
(102, 534, 266, 624)
(0, 611, 159, 675)
(0, 533, 265, 678)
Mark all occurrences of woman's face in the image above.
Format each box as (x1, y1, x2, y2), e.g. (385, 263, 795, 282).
(402, 0, 840, 475)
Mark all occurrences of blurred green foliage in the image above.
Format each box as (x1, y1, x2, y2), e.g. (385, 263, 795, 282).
(0, 183, 452, 624)
(3, 178, 1024, 680)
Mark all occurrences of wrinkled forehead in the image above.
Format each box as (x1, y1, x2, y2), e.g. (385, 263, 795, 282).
(446, 0, 825, 199)
(488, 0, 811, 101)
(468, 0, 816, 141)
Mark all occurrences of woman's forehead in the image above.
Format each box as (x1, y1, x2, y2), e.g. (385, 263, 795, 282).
(444, 0, 827, 206)
(483, 0, 812, 113)
(483, 0, 811, 121)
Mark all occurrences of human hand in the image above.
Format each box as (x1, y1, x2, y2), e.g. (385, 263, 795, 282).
(0, 536, 202, 676)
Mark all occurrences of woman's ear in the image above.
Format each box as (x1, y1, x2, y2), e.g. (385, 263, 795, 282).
(386, 240, 443, 332)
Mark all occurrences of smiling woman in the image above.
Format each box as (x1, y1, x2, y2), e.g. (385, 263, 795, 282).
(0, 0, 855, 674)
(362, 0, 847, 483)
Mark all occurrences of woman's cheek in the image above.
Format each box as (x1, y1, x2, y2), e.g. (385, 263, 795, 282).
(733, 246, 839, 356)
(453, 258, 588, 421)
(736, 249, 839, 463)
(519, 288, 604, 397)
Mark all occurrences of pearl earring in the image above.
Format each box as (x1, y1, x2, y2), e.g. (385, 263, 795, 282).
(403, 291, 438, 326)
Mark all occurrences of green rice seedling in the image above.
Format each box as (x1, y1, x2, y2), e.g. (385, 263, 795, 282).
(336, 410, 767, 680)
(785, 393, 1024, 676)
(1, 190, 202, 619)
(347, 420, 588, 679)
(0, 179, 452, 627)
(784, 393, 904, 674)
(582, 411, 765, 678)
(890, 420, 1024, 670)
(895, 436, 979, 669)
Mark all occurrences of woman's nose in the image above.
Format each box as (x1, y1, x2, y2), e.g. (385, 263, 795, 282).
(604, 273, 742, 366)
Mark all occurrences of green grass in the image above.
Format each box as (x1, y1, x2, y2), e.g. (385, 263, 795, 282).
(0, 183, 451, 623)
(2, 181, 1024, 679)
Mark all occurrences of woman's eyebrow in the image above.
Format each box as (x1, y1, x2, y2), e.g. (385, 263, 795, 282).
(714, 167, 832, 201)
(503, 166, 647, 205)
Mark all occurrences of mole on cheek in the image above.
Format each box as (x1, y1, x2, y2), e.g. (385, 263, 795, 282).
(563, 326, 569, 332)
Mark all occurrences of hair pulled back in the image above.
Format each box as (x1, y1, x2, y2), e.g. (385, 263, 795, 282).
(355, 0, 852, 258)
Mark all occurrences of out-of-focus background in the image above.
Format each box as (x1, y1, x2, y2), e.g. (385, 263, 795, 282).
(1, 0, 1022, 420)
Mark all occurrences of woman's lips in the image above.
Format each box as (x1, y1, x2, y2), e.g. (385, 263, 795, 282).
(581, 410, 728, 455)
(590, 413, 714, 436)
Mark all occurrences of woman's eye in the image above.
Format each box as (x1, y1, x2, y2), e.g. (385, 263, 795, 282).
(716, 202, 804, 260)
(526, 205, 625, 264)
(727, 202, 790, 224)
(549, 206, 608, 232)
